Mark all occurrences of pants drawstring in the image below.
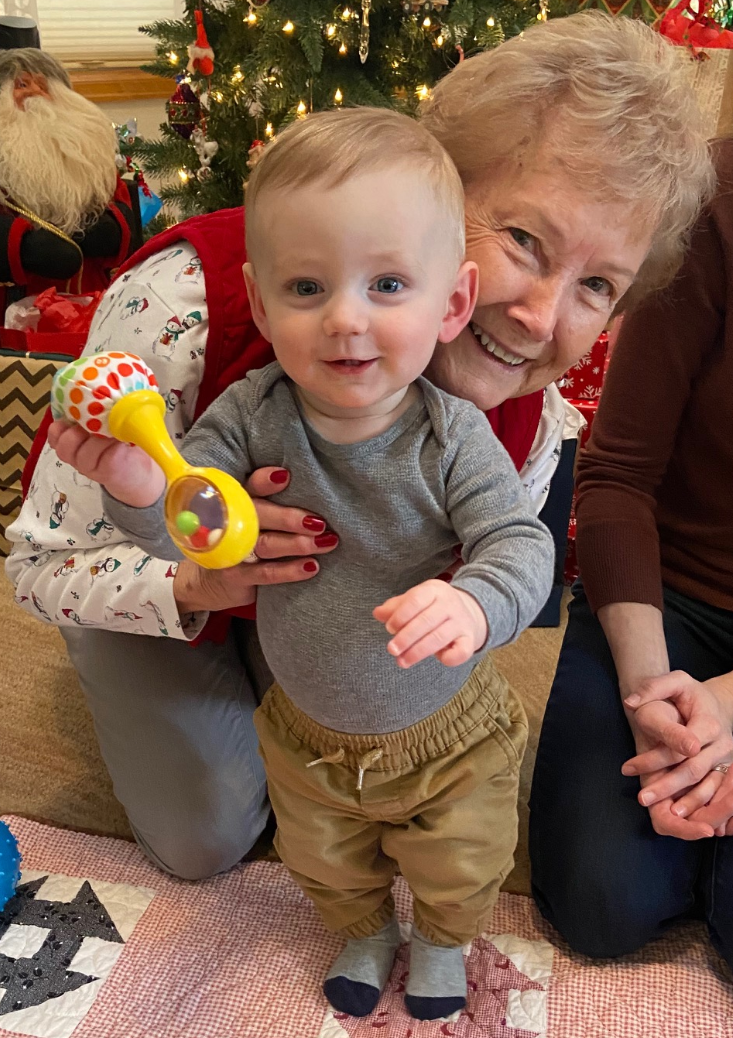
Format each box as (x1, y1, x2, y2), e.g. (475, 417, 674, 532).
(306, 746, 384, 791)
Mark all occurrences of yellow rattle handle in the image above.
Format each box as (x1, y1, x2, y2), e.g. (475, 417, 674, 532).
(108, 390, 259, 569)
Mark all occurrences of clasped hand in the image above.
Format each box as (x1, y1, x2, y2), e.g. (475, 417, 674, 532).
(622, 670, 733, 839)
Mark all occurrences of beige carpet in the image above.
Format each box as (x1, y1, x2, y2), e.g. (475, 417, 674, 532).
(0, 569, 566, 894)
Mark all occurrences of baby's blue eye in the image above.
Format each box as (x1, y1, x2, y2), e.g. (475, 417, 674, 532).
(294, 280, 321, 296)
(373, 277, 403, 294)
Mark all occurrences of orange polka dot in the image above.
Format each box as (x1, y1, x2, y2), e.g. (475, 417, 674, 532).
(118, 363, 133, 377)
(95, 356, 110, 367)
(88, 401, 104, 416)
(69, 405, 81, 420)
(82, 367, 98, 380)
(110, 352, 126, 358)
(70, 388, 83, 404)
(87, 418, 102, 433)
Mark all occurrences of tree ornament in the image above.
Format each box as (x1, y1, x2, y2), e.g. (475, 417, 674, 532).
(191, 126, 219, 177)
(247, 139, 266, 169)
(167, 80, 202, 139)
(187, 8, 215, 78)
(359, 0, 372, 63)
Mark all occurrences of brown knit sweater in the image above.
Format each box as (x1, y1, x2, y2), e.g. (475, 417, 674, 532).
(576, 139, 733, 615)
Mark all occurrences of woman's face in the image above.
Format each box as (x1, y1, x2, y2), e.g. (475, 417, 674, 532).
(426, 146, 655, 410)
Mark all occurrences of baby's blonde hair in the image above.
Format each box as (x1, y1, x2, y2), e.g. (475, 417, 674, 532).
(421, 10, 715, 309)
(245, 107, 466, 266)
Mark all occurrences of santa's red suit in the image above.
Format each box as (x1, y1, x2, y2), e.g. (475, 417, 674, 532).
(0, 176, 135, 318)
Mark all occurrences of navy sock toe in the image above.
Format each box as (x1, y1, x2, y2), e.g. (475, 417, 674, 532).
(404, 994, 466, 1021)
(323, 976, 381, 1017)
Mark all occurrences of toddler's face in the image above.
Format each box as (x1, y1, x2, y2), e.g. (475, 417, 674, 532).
(244, 168, 473, 419)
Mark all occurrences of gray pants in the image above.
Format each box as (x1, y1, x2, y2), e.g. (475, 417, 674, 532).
(61, 620, 272, 880)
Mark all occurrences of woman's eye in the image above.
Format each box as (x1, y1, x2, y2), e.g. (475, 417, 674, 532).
(583, 276, 612, 296)
(508, 227, 534, 250)
(293, 280, 322, 296)
(372, 277, 404, 294)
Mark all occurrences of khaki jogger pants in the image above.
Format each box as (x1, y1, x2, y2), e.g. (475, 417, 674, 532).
(253, 653, 527, 947)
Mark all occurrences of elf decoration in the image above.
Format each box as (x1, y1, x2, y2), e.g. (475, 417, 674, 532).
(0, 42, 139, 323)
(50, 352, 260, 569)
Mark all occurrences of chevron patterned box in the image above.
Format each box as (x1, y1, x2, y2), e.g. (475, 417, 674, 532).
(0, 349, 72, 555)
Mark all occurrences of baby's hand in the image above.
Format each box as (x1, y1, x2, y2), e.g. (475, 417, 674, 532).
(373, 579, 488, 669)
(48, 419, 165, 507)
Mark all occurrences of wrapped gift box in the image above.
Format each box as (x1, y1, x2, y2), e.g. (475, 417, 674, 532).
(558, 331, 609, 402)
(0, 346, 76, 555)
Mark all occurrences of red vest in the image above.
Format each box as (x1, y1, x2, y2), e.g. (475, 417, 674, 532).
(23, 206, 543, 643)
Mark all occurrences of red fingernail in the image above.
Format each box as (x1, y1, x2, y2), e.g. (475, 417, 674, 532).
(302, 515, 326, 532)
(314, 533, 338, 547)
(303, 561, 318, 573)
(270, 468, 289, 484)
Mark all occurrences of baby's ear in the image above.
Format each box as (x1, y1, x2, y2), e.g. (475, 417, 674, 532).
(437, 261, 479, 344)
(243, 262, 272, 342)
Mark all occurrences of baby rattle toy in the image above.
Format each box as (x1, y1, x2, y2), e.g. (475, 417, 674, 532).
(0, 820, 21, 912)
(50, 352, 259, 569)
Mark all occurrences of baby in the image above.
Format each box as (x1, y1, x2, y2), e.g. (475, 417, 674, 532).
(50, 108, 554, 1021)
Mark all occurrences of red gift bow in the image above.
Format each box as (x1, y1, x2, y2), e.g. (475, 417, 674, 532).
(35, 287, 104, 336)
(660, 0, 733, 51)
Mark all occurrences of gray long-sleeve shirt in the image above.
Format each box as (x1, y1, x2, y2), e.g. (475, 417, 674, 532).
(106, 362, 554, 734)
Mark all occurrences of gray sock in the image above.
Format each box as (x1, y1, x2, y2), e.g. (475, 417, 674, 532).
(404, 925, 467, 1021)
(323, 915, 401, 1017)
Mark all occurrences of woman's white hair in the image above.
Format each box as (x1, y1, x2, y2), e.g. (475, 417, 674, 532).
(421, 11, 715, 308)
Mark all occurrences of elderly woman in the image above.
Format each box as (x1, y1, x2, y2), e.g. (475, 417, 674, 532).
(530, 140, 733, 970)
(6, 12, 711, 882)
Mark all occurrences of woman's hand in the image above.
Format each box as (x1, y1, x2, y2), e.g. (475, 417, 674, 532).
(622, 670, 733, 823)
(173, 466, 339, 613)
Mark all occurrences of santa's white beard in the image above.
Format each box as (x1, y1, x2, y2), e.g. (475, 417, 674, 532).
(0, 80, 118, 236)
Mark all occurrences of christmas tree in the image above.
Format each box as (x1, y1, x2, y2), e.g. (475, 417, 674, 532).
(132, 0, 571, 225)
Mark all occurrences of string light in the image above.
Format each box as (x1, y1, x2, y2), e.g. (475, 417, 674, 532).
(436, 33, 444, 45)
(213, 89, 224, 102)
(326, 23, 336, 36)
(283, 20, 294, 31)
(486, 16, 495, 25)
(334, 87, 343, 103)
(423, 16, 431, 26)
(339, 41, 347, 53)
(167, 51, 179, 64)
(297, 100, 307, 116)
(246, 10, 257, 22)
(265, 122, 274, 137)
(178, 168, 190, 182)
(538, 0, 548, 19)
(416, 84, 430, 100)
(341, 7, 351, 18)
(231, 66, 244, 83)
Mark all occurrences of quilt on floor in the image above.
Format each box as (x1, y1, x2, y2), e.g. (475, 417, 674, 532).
(1, 815, 732, 1038)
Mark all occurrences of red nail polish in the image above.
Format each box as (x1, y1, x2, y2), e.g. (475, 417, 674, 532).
(314, 533, 338, 547)
(303, 561, 318, 573)
(270, 468, 289, 484)
(302, 515, 326, 532)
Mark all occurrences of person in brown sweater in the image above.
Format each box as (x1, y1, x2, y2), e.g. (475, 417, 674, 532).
(529, 139, 733, 970)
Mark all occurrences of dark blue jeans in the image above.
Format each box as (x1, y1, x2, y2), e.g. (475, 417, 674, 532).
(529, 583, 733, 969)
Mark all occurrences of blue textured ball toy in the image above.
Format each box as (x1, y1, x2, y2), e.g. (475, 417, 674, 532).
(0, 820, 21, 910)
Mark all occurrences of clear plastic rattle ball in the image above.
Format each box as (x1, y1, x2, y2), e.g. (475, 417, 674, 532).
(166, 476, 225, 553)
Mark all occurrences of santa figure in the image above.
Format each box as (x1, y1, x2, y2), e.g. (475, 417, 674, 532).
(0, 36, 139, 321)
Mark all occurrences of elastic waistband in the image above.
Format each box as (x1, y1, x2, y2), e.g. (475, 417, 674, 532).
(262, 652, 509, 772)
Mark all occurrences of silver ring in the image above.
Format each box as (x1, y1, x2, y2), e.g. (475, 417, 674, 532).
(713, 764, 730, 775)
(243, 549, 260, 564)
